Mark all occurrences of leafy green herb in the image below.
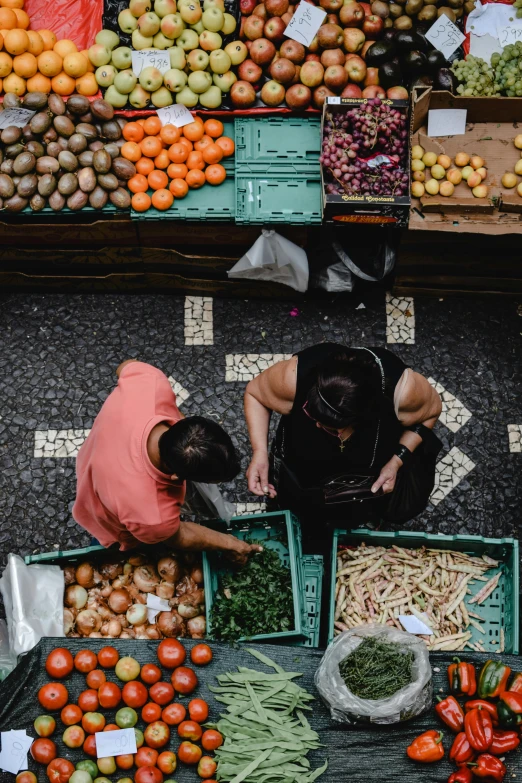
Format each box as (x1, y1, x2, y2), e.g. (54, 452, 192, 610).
(339, 636, 414, 700)
(211, 547, 293, 642)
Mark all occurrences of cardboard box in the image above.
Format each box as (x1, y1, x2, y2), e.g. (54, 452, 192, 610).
(321, 97, 411, 227)
(410, 87, 522, 234)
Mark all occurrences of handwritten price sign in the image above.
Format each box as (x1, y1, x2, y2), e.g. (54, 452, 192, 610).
(0, 108, 36, 130)
(131, 49, 170, 76)
(426, 15, 465, 59)
(498, 22, 522, 47)
(156, 104, 194, 127)
(284, 1, 326, 47)
(95, 729, 137, 759)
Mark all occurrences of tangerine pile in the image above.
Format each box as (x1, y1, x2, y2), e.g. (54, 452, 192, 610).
(121, 115, 234, 213)
(0, 0, 96, 97)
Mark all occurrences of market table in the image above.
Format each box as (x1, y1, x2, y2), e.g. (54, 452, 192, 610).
(0, 639, 520, 783)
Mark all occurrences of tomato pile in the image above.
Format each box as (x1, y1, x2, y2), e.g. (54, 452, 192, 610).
(26, 640, 219, 783)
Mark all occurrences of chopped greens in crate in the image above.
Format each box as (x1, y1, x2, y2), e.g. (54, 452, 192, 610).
(211, 546, 294, 642)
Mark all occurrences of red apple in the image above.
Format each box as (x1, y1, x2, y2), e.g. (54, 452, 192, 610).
(317, 23, 344, 49)
(300, 60, 324, 87)
(362, 14, 383, 36)
(292, 63, 301, 83)
(313, 84, 335, 108)
(264, 16, 286, 41)
(320, 0, 343, 10)
(245, 39, 252, 50)
(343, 27, 365, 52)
(344, 53, 366, 82)
(324, 63, 348, 91)
(239, 16, 246, 37)
(387, 85, 408, 98)
(261, 79, 286, 105)
(326, 12, 339, 24)
(280, 39, 305, 63)
(308, 35, 319, 52)
(339, 1, 364, 26)
(238, 58, 262, 82)
(305, 53, 321, 62)
(253, 3, 267, 18)
(341, 83, 362, 97)
(250, 37, 276, 65)
(360, 39, 376, 58)
(285, 83, 311, 109)
(321, 48, 345, 68)
(270, 56, 296, 84)
(359, 1, 372, 14)
(362, 84, 385, 98)
(244, 15, 265, 39)
(240, 0, 257, 13)
(230, 80, 257, 107)
(266, 0, 289, 15)
(281, 11, 293, 23)
(364, 66, 379, 86)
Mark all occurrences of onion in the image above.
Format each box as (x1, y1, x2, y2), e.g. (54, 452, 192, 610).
(178, 602, 200, 619)
(190, 566, 204, 585)
(119, 616, 129, 629)
(69, 632, 81, 638)
(89, 632, 103, 638)
(126, 604, 148, 626)
(100, 582, 113, 599)
(176, 575, 197, 596)
(134, 624, 150, 640)
(63, 607, 76, 635)
(123, 563, 133, 575)
(184, 588, 205, 606)
(156, 582, 175, 600)
(157, 610, 185, 638)
(65, 584, 88, 610)
(157, 557, 180, 585)
(99, 561, 123, 580)
(75, 562, 95, 588)
(76, 609, 102, 636)
(96, 601, 113, 621)
(146, 625, 161, 639)
(93, 569, 103, 585)
(133, 565, 160, 593)
(112, 574, 130, 588)
(109, 588, 132, 614)
(128, 554, 147, 566)
(63, 566, 76, 585)
(107, 618, 122, 637)
(187, 616, 206, 636)
(101, 622, 110, 636)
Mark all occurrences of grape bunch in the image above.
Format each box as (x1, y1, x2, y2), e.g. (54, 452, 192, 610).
(451, 55, 499, 96)
(514, 0, 522, 19)
(320, 99, 410, 198)
(491, 42, 522, 96)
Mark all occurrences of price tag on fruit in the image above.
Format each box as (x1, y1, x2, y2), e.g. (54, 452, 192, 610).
(0, 108, 36, 131)
(95, 729, 137, 759)
(131, 49, 171, 76)
(425, 15, 465, 59)
(284, 1, 327, 48)
(156, 104, 194, 127)
(497, 19, 522, 47)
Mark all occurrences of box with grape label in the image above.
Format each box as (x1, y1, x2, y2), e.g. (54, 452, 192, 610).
(320, 97, 411, 226)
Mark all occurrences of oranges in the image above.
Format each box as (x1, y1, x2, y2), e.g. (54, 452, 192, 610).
(63, 52, 88, 78)
(0, 51, 12, 77)
(26, 31, 44, 56)
(51, 71, 75, 95)
(0, 8, 17, 29)
(37, 50, 62, 77)
(53, 39, 77, 58)
(4, 28, 28, 54)
(13, 50, 36, 77)
(26, 72, 50, 93)
(38, 29, 56, 51)
(75, 71, 97, 96)
(3, 70, 24, 93)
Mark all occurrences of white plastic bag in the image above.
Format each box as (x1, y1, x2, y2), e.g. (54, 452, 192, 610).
(193, 482, 235, 527)
(315, 624, 432, 725)
(0, 619, 16, 680)
(227, 229, 309, 292)
(0, 554, 65, 657)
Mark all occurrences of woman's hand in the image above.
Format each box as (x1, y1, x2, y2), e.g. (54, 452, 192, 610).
(371, 456, 402, 495)
(246, 450, 277, 498)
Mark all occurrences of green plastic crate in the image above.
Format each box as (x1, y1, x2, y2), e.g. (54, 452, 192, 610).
(235, 117, 321, 175)
(328, 529, 520, 653)
(25, 544, 113, 565)
(293, 554, 323, 648)
(235, 174, 322, 225)
(203, 510, 308, 643)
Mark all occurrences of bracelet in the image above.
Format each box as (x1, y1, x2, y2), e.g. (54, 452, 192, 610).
(407, 423, 430, 440)
(395, 444, 412, 466)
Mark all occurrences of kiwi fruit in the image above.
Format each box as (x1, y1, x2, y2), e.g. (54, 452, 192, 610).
(101, 121, 122, 141)
(89, 185, 109, 209)
(49, 190, 65, 211)
(53, 116, 75, 138)
(78, 167, 97, 193)
(437, 6, 456, 19)
(22, 125, 36, 143)
(394, 14, 413, 27)
(29, 193, 46, 211)
(3, 94, 21, 110)
(418, 5, 437, 18)
(67, 95, 90, 115)
(12, 176, 20, 187)
(112, 157, 136, 181)
(405, 0, 423, 14)
(67, 190, 89, 211)
(96, 172, 119, 191)
(30, 112, 52, 135)
(79, 112, 93, 123)
(17, 173, 38, 198)
(110, 188, 131, 210)
(6, 143, 24, 160)
(48, 94, 66, 116)
(0, 173, 15, 199)
(58, 172, 78, 196)
(104, 143, 119, 160)
(26, 141, 45, 159)
(4, 194, 27, 212)
(23, 92, 48, 110)
(78, 150, 94, 167)
(38, 173, 57, 197)
(75, 123, 98, 140)
(13, 152, 36, 176)
(57, 136, 69, 151)
(89, 140, 104, 152)
(0, 159, 14, 176)
(68, 133, 88, 154)
(93, 149, 112, 174)
(42, 127, 58, 145)
(58, 150, 79, 172)
(389, 3, 403, 17)
(1, 126, 22, 145)
(91, 99, 115, 121)
(44, 141, 62, 158)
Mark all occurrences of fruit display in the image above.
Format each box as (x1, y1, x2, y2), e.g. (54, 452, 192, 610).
(499, 134, 522, 198)
(451, 42, 522, 98)
(410, 145, 488, 199)
(0, 92, 133, 213)
(63, 551, 206, 639)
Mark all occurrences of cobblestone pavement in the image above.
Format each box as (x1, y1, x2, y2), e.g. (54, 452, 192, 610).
(0, 290, 520, 571)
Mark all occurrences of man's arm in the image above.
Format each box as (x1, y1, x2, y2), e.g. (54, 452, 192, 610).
(116, 358, 138, 378)
(164, 521, 262, 566)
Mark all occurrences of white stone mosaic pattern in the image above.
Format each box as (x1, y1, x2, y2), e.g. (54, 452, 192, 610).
(428, 378, 472, 433)
(386, 293, 415, 344)
(225, 354, 292, 382)
(508, 424, 522, 453)
(168, 376, 190, 406)
(430, 447, 476, 506)
(34, 429, 90, 458)
(184, 296, 213, 345)
(235, 502, 267, 516)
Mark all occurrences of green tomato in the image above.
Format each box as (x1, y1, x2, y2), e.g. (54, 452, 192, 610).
(76, 761, 98, 779)
(97, 758, 116, 776)
(70, 773, 92, 783)
(115, 708, 138, 729)
(134, 728, 144, 748)
(116, 779, 134, 783)
(94, 779, 112, 783)
(34, 715, 56, 737)
(115, 656, 140, 682)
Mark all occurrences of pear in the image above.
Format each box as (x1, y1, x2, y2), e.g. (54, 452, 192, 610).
(199, 84, 222, 108)
(190, 20, 204, 34)
(129, 84, 151, 108)
(151, 86, 174, 106)
(188, 69, 212, 93)
(132, 30, 154, 49)
(203, 0, 225, 10)
(176, 29, 199, 50)
(114, 70, 138, 94)
(213, 70, 236, 91)
(221, 13, 236, 34)
(139, 66, 164, 91)
(163, 67, 187, 92)
(176, 86, 199, 106)
(129, 0, 152, 17)
(104, 86, 128, 108)
(118, 9, 138, 33)
(168, 46, 186, 69)
(153, 32, 174, 48)
(96, 29, 121, 50)
(154, 0, 177, 16)
(112, 46, 132, 70)
(89, 44, 112, 67)
(95, 64, 117, 87)
(209, 48, 230, 74)
(202, 7, 224, 31)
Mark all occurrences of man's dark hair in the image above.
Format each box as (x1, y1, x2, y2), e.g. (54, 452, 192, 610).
(158, 416, 240, 483)
(306, 349, 383, 429)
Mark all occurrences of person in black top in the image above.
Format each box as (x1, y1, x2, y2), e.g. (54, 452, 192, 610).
(244, 343, 442, 532)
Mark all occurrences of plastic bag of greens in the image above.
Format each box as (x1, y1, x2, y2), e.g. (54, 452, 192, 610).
(315, 623, 432, 725)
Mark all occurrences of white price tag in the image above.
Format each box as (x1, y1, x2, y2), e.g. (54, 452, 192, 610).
(398, 614, 434, 636)
(0, 108, 36, 130)
(284, 1, 327, 47)
(425, 15, 465, 59)
(0, 731, 33, 774)
(156, 104, 194, 128)
(95, 729, 137, 759)
(146, 593, 170, 624)
(497, 19, 522, 47)
(131, 49, 171, 76)
(427, 108, 467, 136)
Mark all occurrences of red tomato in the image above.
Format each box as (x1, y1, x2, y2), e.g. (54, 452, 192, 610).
(149, 682, 174, 706)
(144, 720, 170, 749)
(78, 689, 99, 712)
(82, 735, 96, 756)
(161, 703, 186, 726)
(135, 747, 158, 768)
(142, 703, 162, 724)
(60, 705, 83, 727)
(16, 773, 37, 783)
(190, 643, 213, 666)
(141, 664, 162, 685)
(46, 758, 75, 783)
(201, 729, 223, 751)
(81, 712, 106, 734)
(97, 645, 120, 668)
(86, 669, 106, 689)
(198, 756, 217, 780)
(98, 681, 122, 709)
(157, 751, 177, 774)
(122, 681, 148, 708)
(178, 741, 202, 765)
(134, 766, 163, 783)
(45, 648, 74, 679)
(188, 698, 209, 723)
(157, 639, 186, 669)
(38, 683, 69, 711)
(116, 754, 134, 770)
(104, 724, 120, 732)
(62, 725, 85, 749)
(178, 720, 202, 741)
(171, 666, 198, 695)
(30, 739, 57, 764)
(74, 650, 98, 673)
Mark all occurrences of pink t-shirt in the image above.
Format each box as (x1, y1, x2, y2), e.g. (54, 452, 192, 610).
(72, 361, 185, 550)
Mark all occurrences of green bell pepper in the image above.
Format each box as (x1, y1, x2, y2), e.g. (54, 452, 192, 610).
(478, 660, 511, 699)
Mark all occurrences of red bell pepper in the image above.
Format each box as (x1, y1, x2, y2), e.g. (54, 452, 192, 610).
(489, 730, 520, 756)
(449, 769, 473, 783)
(478, 661, 511, 700)
(498, 691, 522, 729)
(465, 708, 493, 752)
(436, 695, 465, 732)
(465, 701, 499, 727)
(507, 671, 522, 695)
(450, 732, 476, 765)
(449, 658, 477, 697)
(406, 730, 445, 763)
(469, 753, 506, 782)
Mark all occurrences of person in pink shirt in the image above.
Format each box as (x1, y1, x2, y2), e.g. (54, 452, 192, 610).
(73, 359, 261, 565)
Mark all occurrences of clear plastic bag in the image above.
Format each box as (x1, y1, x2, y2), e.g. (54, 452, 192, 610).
(314, 624, 432, 725)
(227, 229, 309, 293)
(0, 619, 16, 681)
(193, 482, 235, 527)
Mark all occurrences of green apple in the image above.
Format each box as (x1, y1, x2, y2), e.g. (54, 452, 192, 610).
(199, 84, 222, 108)
(139, 65, 164, 91)
(188, 69, 212, 93)
(221, 12, 236, 34)
(187, 48, 209, 70)
(153, 31, 173, 48)
(168, 46, 186, 68)
(176, 86, 199, 106)
(163, 67, 187, 91)
(224, 40, 247, 65)
(88, 44, 112, 67)
(213, 69, 236, 91)
(129, 84, 151, 107)
(132, 30, 154, 49)
(203, 0, 225, 10)
(179, 2, 202, 24)
(199, 30, 221, 51)
(129, 0, 152, 16)
(118, 9, 138, 33)
(176, 29, 199, 50)
(190, 20, 204, 34)
(202, 7, 223, 31)
(96, 29, 120, 50)
(114, 69, 137, 94)
(104, 85, 128, 108)
(154, 0, 177, 17)
(209, 48, 230, 74)
(138, 11, 161, 35)
(95, 64, 117, 87)
(151, 86, 173, 106)
(112, 46, 132, 69)
(161, 13, 185, 37)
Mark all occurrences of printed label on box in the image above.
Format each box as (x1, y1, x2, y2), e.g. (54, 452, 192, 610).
(95, 729, 137, 759)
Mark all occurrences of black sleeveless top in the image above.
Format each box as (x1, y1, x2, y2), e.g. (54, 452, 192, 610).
(277, 343, 407, 483)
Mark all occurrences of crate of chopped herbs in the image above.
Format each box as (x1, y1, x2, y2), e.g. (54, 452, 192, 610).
(202, 510, 309, 643)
